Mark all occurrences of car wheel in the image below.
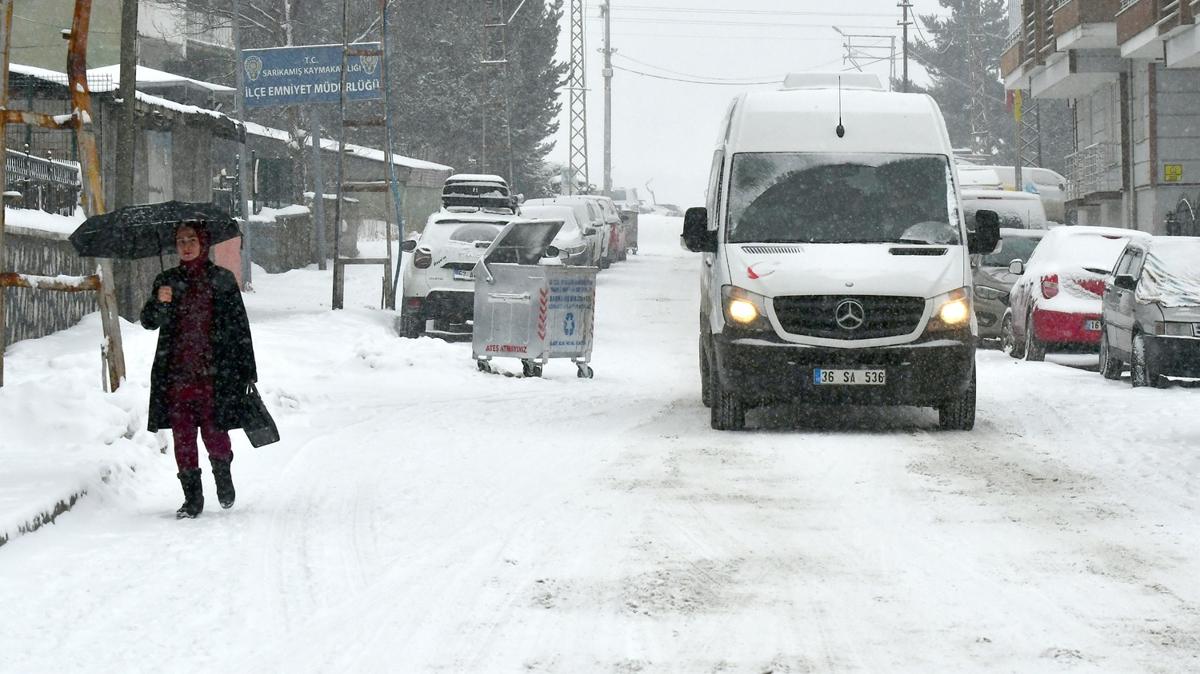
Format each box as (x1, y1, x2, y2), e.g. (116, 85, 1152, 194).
(1099, 326, 1122, 380)
(1001, 313, 1024, 359)
(1130, 332, 1166, 388)
(1023, 311, 1046, 362)
(700, 339, 713, 408)
(938, 366, 976, 431)
(710, 372, 745, 431)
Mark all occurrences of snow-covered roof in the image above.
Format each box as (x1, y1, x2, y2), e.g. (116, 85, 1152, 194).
(730, 88, 951, 156)
(8, 63, 450, 173)
(244, 120, 452, 172)
(87, 65, 235, 93)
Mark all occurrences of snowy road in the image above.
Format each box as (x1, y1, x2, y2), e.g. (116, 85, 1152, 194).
(2, 216, 1200, 672)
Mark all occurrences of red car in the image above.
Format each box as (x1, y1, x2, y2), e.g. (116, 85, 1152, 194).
(1003, 226, 1150, 360)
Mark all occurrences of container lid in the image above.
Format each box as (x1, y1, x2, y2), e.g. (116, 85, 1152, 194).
(480, 218, 564, 266)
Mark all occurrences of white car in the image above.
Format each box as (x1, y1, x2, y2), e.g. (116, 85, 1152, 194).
(516, 204, 592, 266)
(399, 211, 518, 337)
(578, 194, 627, 263)
(962, 188, 1049, 230)
(524, 196, 610, 268)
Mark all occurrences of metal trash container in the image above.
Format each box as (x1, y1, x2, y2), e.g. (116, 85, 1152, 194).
(472, 219, 598, 378)
(619, 208, 639, 255)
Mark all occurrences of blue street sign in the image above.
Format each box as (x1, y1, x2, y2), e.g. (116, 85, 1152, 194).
(241, 43, 383, 109)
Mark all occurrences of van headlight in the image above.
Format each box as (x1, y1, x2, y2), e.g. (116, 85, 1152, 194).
(926, 288, 973, 333)
(722, 286, 772, 332)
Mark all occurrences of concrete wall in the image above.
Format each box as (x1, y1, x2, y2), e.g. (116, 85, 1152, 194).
(1, 227, 97, 346)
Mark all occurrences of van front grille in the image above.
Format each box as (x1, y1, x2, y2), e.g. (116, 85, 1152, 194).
(772, 295, 926, 340)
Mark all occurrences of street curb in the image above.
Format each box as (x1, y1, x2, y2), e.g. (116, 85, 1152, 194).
(0, 490, 87, 548)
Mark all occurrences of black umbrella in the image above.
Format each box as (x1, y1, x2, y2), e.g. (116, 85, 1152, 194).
(69, 201, 241, 266)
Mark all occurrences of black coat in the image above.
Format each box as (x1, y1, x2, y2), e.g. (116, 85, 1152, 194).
(140, 262, 257, 432)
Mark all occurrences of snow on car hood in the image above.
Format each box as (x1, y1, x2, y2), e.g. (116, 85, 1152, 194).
(1137, 240, 1200, 308)
(725, 243, 967, 298)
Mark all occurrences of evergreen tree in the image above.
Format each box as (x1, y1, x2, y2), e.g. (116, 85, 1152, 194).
(907, 0, 1072, 174)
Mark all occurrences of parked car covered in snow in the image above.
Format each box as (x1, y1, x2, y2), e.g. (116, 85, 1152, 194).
(578, 194, 627, 262)
(399, 211, 519, 337)
(1003, 225, 1149, 360)
(441, 174, 518, 214)
(973, 228, 1045, 341)
(523, 196, 609, 268)
(515, 204, 592, 266)
(1099, 236, 1200, 387)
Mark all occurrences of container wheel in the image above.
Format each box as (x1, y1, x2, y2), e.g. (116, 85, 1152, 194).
(576, 364, 594, 379)
(522, 360, 543, 378)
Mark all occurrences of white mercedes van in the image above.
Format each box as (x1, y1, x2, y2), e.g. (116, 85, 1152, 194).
(682, 73, 1000, 431)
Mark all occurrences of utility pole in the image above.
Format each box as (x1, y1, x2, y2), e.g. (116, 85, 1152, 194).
(899, 0, 911, 93)
(115, 0, 137, 209)
(232, 0, 253, 288)
(602, 0, 613, 195)
(966, 2, 990, 156)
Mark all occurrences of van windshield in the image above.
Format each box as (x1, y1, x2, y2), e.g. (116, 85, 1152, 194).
(727, 152, 960, 245)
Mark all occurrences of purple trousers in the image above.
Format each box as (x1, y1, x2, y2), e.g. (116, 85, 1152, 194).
(169, 394, 232, 472)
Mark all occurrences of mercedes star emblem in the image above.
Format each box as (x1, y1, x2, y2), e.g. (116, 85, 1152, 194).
(835, 299, 866, 330)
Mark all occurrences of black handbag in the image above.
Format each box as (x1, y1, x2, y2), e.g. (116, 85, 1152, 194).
(241, 383, 280, 448)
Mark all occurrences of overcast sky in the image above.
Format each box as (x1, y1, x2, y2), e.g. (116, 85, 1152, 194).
(549, 1, 947, 207)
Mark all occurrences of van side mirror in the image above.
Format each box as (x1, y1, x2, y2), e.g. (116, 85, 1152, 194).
(681, 207, 716, 253)
(968, 209, 1001, 255)
(1113, 273, 1137, 290)
(401, 239, 418, 253)
(1008, 259, 1025, 275)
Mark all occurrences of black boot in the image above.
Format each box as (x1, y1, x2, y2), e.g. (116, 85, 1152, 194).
(176, 468, 204, 519)
(211, 457, 236, 509)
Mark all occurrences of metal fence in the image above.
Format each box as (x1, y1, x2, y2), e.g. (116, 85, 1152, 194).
(5, 150, 81, 215)
(1066, 142, 1122, 200)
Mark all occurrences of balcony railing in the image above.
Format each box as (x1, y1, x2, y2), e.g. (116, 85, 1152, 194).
(1066, 142, 1122, 200)
(5, 150, 81, 215)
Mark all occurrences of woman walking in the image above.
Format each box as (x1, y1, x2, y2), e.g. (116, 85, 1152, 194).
(141, 221, 258, 518)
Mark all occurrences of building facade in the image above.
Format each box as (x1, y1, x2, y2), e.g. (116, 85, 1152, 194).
(1002, 0, 1200, 234)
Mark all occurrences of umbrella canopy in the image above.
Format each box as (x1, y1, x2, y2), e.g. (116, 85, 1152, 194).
(69, 201, 241, 260)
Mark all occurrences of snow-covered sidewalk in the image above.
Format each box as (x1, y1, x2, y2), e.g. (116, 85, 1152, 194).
(2, 216, 1199, 672)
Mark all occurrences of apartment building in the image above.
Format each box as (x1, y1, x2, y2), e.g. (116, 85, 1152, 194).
(1001, 0, 1200, 233)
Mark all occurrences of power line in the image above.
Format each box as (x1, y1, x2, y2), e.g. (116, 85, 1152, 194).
(612, 52, 783, 82)
(611, 63, 781, 86)
(589, 29, 864, 43)
(607, 17, 900, 30)
(587, 5, 893, 18)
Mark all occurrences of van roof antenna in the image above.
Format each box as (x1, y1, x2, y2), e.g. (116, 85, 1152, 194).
(836, 76, 846, 138)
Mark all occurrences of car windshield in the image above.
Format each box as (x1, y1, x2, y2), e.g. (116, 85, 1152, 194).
(727, 152, 960, 245)
(982, 236, 1041, 267)
(1138, 240, 1200, 306)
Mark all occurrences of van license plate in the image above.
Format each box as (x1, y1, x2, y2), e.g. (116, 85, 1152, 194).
(1084, 319, 1101, 331)
(813, 369, 886, 386)
(453, 269, 474, 281)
